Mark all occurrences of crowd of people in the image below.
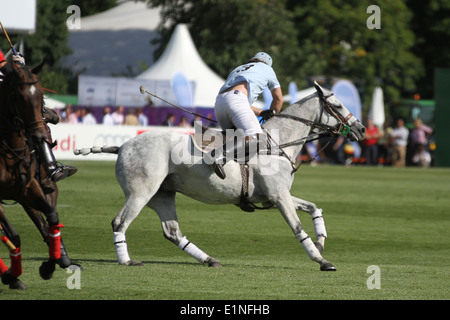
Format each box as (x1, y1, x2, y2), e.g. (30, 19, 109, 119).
(56, 106, 434, 168)
(317, 117, 434, 168)
(57, 105, 218, 128)
(59, 105, 149, 126)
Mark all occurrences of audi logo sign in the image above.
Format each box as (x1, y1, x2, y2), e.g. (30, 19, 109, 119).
(51, 124, 193, 161)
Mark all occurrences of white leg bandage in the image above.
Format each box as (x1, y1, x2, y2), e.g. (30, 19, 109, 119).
(295, 231, 322, 262)
(113, 232, 131, 264)
(312, 209, 327, 238)
(178, 236, 208, 264)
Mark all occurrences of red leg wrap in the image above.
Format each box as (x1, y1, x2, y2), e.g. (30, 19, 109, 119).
(49, 224, 64, 260)
(0, 256, 8, 274)
(9, 248, 22, 277)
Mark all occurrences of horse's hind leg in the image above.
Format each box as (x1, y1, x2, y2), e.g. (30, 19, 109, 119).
(0, 205, 27, 289)
(149, 190, 221, 267)
(291, 196, 327, 253)
(111, 192, 151, 266)
(273, 192, 335, 271)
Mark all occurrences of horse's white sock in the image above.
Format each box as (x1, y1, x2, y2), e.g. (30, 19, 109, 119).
(113, 232, 130, 264)
(295, 231, 322, 262)
(178, 236, 208, 263)
(312, 208, 327, 239)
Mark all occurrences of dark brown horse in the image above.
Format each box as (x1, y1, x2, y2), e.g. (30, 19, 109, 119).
(0, 60, 78, 289)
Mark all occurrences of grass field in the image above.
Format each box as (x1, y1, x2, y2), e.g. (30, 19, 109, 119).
(1, 161, 449, 301)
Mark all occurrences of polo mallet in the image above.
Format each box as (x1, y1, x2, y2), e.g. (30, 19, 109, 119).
(0, 20, 18, 55)
(139, 85, 217, 123)
(0, 223, 17, 251)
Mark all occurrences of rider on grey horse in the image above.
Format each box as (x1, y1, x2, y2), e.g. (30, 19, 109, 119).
(207, 52, 283, 179)
(0, 49, 76, 182)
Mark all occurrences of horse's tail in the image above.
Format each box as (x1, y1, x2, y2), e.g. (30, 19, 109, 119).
(73, 146, 119, 156)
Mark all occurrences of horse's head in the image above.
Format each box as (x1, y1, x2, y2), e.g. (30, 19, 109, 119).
(1, 60, 47, 143)
(313, 82, 366, 142)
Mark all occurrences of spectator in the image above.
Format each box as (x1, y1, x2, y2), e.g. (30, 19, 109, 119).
(81, 108, 97, 125)
(377, 120, 393, 166)
(102, 106, 114, 125)
(67, 107, 80, 124)
(111, 106, 125, 125)
(124, 109, 139, 126)
(410, 118, 432, 164)
(137, 108, 148, 126)
(390, 118, 409, 167)
(362, 119, 380, 165)
(162, 113, 175, 127)
(412, 144, 431, 167)
(179, 116, 191, 128)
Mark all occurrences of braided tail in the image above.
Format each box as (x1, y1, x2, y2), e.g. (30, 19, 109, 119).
(73, 146, 120, 156)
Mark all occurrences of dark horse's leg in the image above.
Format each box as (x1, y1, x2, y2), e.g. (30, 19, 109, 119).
(22, 178, 66, 280)
(24, 206, 81, 270)
(0, 205, 28, 289)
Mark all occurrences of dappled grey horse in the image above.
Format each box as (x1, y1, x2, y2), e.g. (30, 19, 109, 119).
(75, 82, 365, 271)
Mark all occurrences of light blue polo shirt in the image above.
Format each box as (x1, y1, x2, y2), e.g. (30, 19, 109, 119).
(219, 62, 280, 104)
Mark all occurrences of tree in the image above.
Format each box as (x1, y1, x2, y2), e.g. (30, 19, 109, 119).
(286, 0, 423, 106)
(146, 0, 423, 112)
(146, 0, 300, 89)
(408, 0, 450, 99)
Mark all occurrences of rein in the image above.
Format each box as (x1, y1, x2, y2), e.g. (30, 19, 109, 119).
(266, 93, 352, 173)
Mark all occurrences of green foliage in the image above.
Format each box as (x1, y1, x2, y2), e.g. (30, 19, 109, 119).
(149, 0, 299, 89)
(147, 0, 424, 108)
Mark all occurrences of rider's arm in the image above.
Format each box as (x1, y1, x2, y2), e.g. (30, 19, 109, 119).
(270, 87, 283, 114)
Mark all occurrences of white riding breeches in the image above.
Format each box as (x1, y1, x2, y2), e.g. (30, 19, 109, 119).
(214, 90, 263, 136)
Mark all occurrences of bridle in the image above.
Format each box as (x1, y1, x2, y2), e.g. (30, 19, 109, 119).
(2, 77, 45, 134)
(265, 93, 354, 173)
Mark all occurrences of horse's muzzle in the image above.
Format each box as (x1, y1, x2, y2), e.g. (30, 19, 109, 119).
(348, 121, 366, 142)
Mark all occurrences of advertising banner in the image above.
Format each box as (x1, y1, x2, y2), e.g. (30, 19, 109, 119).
(51, 124, 194, 161)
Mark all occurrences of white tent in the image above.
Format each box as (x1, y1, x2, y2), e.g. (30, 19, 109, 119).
(63, 1, 161, 76)
(43, 95, 65, 109)
(76, 0, 160, 31)
(368, 87, 385, 128)
(136, 24, 225, 108)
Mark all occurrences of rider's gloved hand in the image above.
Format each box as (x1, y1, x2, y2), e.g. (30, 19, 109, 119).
(12, 54, 25, 66)
(260, 109, 275, 121)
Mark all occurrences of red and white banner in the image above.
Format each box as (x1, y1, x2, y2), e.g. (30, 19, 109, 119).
(51, 124, 194, 161)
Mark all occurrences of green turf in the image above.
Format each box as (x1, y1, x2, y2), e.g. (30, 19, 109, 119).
(1, 161, 449, 300)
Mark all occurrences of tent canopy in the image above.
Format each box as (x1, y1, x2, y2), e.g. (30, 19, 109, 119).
(137, 24, 225, 108)
(63, 1, 160, 76)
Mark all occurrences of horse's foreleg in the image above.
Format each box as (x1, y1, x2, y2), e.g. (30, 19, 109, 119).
(274, 193, 335, 271)
(22, 178, 64, 278)
(150, 191, 221, 267)
(291, 196, 327, 253)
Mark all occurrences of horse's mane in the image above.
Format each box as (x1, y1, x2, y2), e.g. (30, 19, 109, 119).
(262, 91, 318, 129)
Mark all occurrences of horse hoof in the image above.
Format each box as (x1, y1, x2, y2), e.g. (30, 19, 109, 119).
(2, 271, 27, 289)
(320, 262, 336, 271)
(125, 260, 144, 266)
(206, 257, 222, 268)
(57, 256, 73, 269)
(39, 260, 56, 280)
(9, 278, 28, 290)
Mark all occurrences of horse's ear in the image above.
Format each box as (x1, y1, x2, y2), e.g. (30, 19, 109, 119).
(32, 59, 46, 75)
(314, 81, 324, 99)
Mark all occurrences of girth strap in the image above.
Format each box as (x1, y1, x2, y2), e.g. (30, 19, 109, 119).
(235, 163, 274, 213)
